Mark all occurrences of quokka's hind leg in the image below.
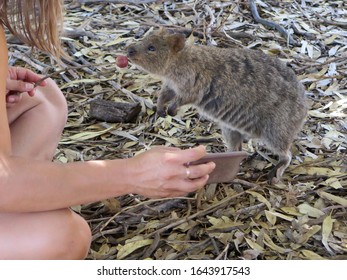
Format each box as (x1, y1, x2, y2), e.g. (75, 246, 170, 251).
(221, 127, 244, 151)
(268, 150, 292, 184)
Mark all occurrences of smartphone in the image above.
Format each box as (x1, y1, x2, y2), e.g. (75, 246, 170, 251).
(188, 151, 248, 184)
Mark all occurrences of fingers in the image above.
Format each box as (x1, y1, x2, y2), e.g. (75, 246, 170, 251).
(6, 67, 47, 95)
(185, 174, 210, 192)
(153, 175, 210, 198)
(157, 156, 215, 198)
(8, 66, 47, 85)
(157, 145, 215, 181)
(157, 145, 207, 166)
(6, 79, 35, 93)
(6, 92, 22, 108)
(132, 145, 216, 199)
(176, 145, 207, 164)
(184, 161, 215, 180)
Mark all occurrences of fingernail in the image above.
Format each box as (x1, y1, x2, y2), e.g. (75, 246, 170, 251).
(8, 96, 15, 103)
(25, 83, 34, 91)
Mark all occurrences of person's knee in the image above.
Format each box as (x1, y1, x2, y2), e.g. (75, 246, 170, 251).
(0, 210, 92, 260)
(57, 210, 92, 259)
(70, 213, 93, 259)
(45, 210, 92, 260)
(40, 78, 68, 130)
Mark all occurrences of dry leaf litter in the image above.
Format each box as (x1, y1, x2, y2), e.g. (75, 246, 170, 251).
(6, 0, 347, 260)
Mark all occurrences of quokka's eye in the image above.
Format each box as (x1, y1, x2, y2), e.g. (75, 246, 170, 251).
(147, 45, 156, 52)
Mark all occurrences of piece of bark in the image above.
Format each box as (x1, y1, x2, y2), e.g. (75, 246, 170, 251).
(89, 99, 141, 123)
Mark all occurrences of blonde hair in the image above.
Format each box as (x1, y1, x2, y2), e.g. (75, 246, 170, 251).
(0, 0, 65, 59)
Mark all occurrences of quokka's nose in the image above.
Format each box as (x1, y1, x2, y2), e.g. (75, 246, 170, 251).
(127, 47, 136, 57)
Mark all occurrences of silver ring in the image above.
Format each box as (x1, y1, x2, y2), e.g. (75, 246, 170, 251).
(185, 166, 191, 179)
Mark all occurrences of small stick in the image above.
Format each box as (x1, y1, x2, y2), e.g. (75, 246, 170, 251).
(145, 186, 259, 238)
(315, 13, 347, 28)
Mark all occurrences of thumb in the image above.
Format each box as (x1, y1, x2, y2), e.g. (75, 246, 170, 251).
(6, 92, 22, 103)
(176, 145, 207, 165)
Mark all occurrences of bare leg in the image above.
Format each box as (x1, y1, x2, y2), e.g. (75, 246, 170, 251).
(1, 78, 92, 259)
(0, 209, 91, 260)
(221, 127, 244, 151)
(7, 78, 68, 160)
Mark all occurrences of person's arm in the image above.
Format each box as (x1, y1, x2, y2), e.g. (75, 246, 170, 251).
(1, 146, 213, 212)
(0, 24, 11, 154)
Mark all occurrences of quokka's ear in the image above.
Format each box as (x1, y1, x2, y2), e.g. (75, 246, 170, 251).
(167, 33, 186, 53)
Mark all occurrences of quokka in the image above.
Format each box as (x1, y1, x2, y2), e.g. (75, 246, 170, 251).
(127, 29, 308, 183)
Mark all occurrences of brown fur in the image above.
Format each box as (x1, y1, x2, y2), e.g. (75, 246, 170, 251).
(127, 29, 308, 183)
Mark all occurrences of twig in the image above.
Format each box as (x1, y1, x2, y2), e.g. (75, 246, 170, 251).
(290, 22, 315, 39)
(248, 0, 299, 46)
(297, 54, 347, 72)
(235, 202, 266, 215)
(169, 239, 211, 260)
(315, 13, 347, 28)
(215, 243, 230, 260)
(145, 186, 259, 238)
(232, 179, 264, 189)
(98, 197, 192, 232)
(142, 232, 161, 259)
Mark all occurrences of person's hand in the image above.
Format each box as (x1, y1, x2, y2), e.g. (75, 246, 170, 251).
(6, 66, 47, 107)
(128, 145, 216, 198)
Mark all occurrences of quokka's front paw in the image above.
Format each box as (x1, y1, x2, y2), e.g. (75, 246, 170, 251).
(155, 106, 168, 118)
(167, 103, 178, 116)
